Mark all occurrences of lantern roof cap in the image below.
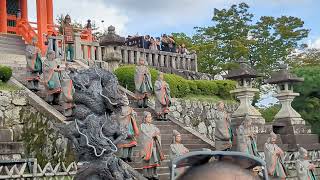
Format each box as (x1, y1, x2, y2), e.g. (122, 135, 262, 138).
(265, 64, 304, 84)
(223, 57, 261, 80)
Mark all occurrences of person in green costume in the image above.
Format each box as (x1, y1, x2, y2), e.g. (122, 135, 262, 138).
(236, 114, 259, 157)
(154, 72, 171, 120)
(264, 132, 287, 180)
(134, 58, 153, 108)
(59, 63, 75, 117)
(116, 105, 139, 162)
(25, 37, 43, 91)
(214, 101, 232, 151)
(296, 147, 317, 180)
(43, 50, 62, 105)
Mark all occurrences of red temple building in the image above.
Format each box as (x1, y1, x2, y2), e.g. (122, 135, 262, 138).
(0, 0, 92, 55)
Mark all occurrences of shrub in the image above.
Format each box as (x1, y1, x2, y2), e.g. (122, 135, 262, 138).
(259, 104, 281, 122)
(114, 65, 236, 99)
(0, 65, 13, 82)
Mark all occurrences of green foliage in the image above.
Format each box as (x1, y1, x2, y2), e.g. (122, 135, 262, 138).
(175, 3, 309, 76)
(290, 48, 320, 67)
(259, 104, 281, 122)
(292, 66, 320, 134)
(171, 32, 193, 48)
(114, 65, 236, 99)
(0, 65, 13, 82)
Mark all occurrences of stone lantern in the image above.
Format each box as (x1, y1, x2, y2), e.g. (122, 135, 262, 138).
(99, 25, 125, 71)
(224, 58, 265, 125)
(265, 64, 305, 130)
(265, 64, 320, 151)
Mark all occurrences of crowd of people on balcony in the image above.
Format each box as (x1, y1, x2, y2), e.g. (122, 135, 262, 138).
(125, 34, 189, 55)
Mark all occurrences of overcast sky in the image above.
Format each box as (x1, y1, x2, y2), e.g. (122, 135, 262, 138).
(27, 0, 320, 48)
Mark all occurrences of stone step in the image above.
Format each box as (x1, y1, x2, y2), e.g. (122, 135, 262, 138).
(0, 48, 26, 56)
(135, 166, 169, 174)
(0, 33, 24, 40)
(0, 36, 25, 45)
(0, 129, 13, 142)
(161, 139, 204, 145)
(159, 173, 170, 180)
(0, 142, 24, 155)
(0, 43, 26, 51)
(0, 39, 26, 46)
(128, 159, 170, 168)
(134, 144, 211, 150)
(132, 148, 210, 155)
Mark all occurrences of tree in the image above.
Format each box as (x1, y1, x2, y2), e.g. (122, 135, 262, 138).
(171, 32, 193, 48)
(289, 48, 320, 67)
(292, 66, 320, 134)
(194, 3, 309, 76)
(250, 16, 309, 74)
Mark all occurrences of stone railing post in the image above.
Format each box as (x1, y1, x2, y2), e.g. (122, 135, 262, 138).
(176, 55, 181, 69)
(129, 50, 134, 64)
(147, 53, 153, 66)
(74, 32, 82, 60)
(171, 55, 176, 69)
(83, 45, 88, 61)
(122, 48, 128, 64)
(90, 45, 95, 60)
(181, 56, 186, 70)
(135, 51, 140, 64)
(186, 57, 191, 70)
(193, 53, 198, 72)
(154, 54, 159, 67)
(97, 46, 102, 61)
(165, 55, 170, 68)
(160, 54, 164, 67)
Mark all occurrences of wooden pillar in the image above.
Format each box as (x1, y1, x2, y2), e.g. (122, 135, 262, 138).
(0, 0, 7, 33)
(36, 0, 48, 54)
(46, 0, 53, 34)
(20, 0, 28, 20)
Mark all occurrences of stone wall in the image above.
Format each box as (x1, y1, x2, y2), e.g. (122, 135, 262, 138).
(0, 89, 74, 165)
(168, 98, 238, 140)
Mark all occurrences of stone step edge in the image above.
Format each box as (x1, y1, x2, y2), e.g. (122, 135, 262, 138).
(9, 78, 67, 123)
(120, 86, 215, 149)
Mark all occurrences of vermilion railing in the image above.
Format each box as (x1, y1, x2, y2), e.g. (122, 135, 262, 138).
(6, 14, 94, 55)
(7, 15, 18, 33)
(16, 19, 38, 44)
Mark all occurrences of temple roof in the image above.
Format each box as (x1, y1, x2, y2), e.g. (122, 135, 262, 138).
(265, 64, 304, 84)
(100, 25, 125, 46)
(223, 57, 261, 80)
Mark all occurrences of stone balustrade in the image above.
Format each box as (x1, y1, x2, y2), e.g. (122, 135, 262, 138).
(74, 33, 198, 72)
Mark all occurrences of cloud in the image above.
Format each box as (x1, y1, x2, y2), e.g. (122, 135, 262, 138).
(28, 0, 129, 34)
(308, 37, 320, 49)
(26, 0, 318, 37)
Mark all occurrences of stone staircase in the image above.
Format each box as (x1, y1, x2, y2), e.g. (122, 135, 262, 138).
(125, 92, 214, 180)
(0, 34, 26, 161)
(0, 34, 26, 73)
(0, 35, 214, 179)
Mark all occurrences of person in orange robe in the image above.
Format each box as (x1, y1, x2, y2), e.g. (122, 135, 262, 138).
(139, 111, 165, 180)
(117, 106, 139, 162)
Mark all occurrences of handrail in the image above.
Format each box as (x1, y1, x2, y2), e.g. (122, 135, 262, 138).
(7, 15, 17, 21)
(16, 19, 39, 47)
